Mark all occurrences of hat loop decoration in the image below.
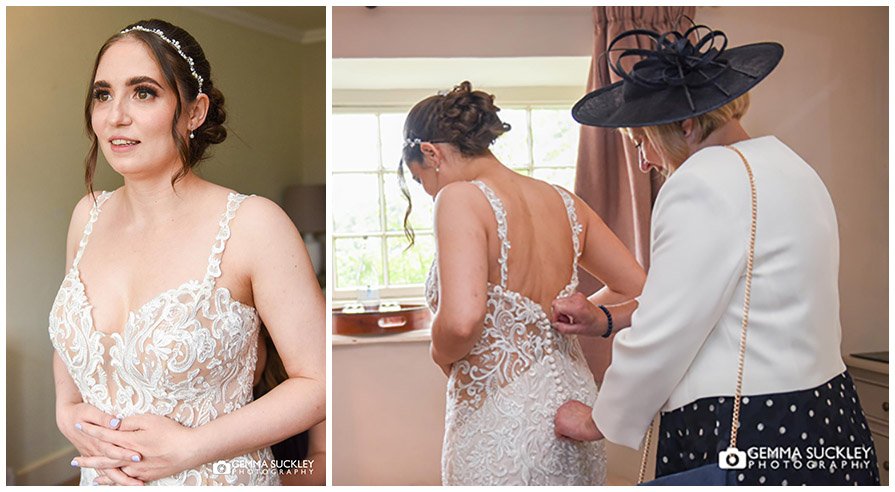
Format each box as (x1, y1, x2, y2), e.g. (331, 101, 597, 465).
(572, 21, 783, 128)
(606, 25, 759, 113)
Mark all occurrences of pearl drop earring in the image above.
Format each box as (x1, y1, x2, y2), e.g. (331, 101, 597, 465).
(189, 131, 195, 140)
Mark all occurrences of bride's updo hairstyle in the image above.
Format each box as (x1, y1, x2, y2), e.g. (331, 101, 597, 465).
(398, 81, 510, 245)
(84, 19, 227, 197)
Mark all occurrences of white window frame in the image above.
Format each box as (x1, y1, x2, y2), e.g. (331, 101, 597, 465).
(332, 87, 582, 302)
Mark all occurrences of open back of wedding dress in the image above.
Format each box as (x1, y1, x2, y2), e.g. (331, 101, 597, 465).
(48, 191, 279, 485)
(425, 180, 606, 486)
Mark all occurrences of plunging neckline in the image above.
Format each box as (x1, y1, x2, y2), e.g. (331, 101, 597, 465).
(67, 268, 255, 338)
(68, 190, 256, 338)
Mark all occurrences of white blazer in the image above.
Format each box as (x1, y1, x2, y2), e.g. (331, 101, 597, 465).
(591, 136, 847, 450)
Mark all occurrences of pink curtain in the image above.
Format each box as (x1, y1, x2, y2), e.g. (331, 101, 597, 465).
(574, 6, 695, 382)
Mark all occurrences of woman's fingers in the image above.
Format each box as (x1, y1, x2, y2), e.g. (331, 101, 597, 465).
(98, 440, 142, 464)
(552, 321, 583, 335)
(92, 475, 113, 486)
(552, 294, 601, 336)
(77, 421, 133, 450)
(117, 414, 146, 432)
(73, 455, 138, 471)
(101, 467, 145, 486)
(76, 402, 120, 429)
(551, 295, 583, 322)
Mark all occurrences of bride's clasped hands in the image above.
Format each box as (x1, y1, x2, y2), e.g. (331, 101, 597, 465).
(72, 413, 203, 485)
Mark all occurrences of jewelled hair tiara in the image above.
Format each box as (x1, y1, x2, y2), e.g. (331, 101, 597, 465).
(404, 137, 422, 148)
(120, 25, 204, 94)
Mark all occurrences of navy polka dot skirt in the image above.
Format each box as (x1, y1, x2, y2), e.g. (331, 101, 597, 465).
(656, 371, 880, 485)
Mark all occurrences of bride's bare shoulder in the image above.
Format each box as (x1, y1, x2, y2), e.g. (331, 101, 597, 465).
(233, 194, 295, 234)
(433, 181, 493, 221)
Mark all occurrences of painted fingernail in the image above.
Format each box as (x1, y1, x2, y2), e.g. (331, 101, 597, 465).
(132, 455, 141, 462)
(74, 422, 82, 431)
(109, 418, 121, 428)
(70, 459, 79, 467)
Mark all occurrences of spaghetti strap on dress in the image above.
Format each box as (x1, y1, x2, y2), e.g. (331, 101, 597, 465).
(426, 180, 605, 485)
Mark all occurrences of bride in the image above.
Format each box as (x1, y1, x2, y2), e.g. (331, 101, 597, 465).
(48, 19, 324, 485)
(397, 82, 645, 485)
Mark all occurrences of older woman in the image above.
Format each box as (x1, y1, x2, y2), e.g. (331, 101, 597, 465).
(49, 19, 324, 485)
(552, 25, 880, 486)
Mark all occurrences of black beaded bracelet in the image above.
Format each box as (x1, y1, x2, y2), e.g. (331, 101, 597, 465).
(597, 304, 613, 338)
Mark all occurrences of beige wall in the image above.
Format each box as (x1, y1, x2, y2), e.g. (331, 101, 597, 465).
(331, 6, 888, 485)
(6, 6, 324, 483)
(298, 41, 327, 184)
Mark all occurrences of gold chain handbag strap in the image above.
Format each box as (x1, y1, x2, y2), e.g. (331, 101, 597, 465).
(637, 145, 757, 483)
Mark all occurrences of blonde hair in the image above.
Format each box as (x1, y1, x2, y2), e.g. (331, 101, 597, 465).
(621, 93, 751, 173)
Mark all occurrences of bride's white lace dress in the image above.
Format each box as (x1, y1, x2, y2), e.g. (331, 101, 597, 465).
(48, 191, 279, 485)
(426, 180, 606, 486)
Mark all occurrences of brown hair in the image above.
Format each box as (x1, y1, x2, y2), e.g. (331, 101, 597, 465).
(84, 19, 227, 197)
(621, 93, 751, 175)
(397, 81, 510, 245)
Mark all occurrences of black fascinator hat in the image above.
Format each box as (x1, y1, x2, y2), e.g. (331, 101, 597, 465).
(572, 23, 783, 128)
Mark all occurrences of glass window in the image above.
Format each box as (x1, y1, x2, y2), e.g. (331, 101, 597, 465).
(331, 105, 578, 297)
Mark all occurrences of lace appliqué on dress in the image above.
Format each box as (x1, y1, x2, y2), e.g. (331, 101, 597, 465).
(426, 180, 605, 486)
(49, 191, 279, 486)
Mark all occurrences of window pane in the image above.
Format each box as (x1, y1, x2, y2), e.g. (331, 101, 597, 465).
(387, 234, 435, 286)
(332, 114, 380, 171)
(532, 109, 578, 167)
(491, 109, 529, 168)
(533, 167, 576, 190)
(334, 236, 384, 289)
(383, 172, 434, 232)
(379, 112, 408, 172)
(331, 173, 381, 234)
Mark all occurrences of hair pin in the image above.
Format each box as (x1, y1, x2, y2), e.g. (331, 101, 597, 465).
(120, 25, 204, 94)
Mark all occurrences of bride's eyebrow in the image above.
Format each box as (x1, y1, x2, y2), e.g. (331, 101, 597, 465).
(125, 75, 163, 89)
(91, 76, 164, 90)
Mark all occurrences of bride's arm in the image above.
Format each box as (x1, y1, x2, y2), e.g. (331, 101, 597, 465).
(79, 197, 325, 483)
(551, 191, 645, 337)
(429, 182, 490, 368)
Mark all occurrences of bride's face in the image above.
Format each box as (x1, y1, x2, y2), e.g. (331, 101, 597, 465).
(407, 159, 439, 198)
(90, 38, 190, 178)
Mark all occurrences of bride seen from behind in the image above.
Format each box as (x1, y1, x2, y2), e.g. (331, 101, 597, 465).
(397, 81, 646, 485)
(48, 19, 325, 485)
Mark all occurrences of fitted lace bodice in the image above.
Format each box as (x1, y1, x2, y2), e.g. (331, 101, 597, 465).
(426, 180, 605, 486)
(49, 191, 279, 485)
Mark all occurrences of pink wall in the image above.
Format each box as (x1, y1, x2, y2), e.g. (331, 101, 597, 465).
(699, 6, 888, 356)
(333, 5, 888, 356)
(333, 6, 593, 58)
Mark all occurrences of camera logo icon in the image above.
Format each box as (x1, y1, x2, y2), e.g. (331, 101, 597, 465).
(718, 448, 747, 470)
(211, 460, 232, 475)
